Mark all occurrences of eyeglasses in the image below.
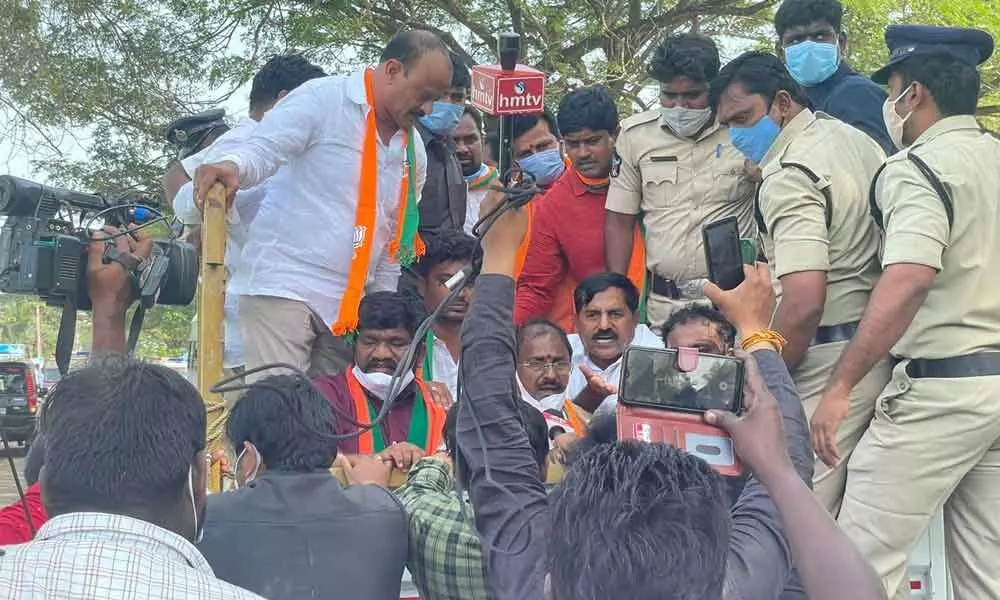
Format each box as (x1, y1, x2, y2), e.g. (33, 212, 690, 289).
(518, 360, 572, 375)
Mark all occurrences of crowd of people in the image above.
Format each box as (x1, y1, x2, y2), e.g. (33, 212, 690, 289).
(1, 0, 999, 598)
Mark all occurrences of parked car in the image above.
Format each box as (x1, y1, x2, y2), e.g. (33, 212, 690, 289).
(0, 361, 40, 448)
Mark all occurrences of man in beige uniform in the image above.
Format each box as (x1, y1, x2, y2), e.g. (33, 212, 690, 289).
(711, 51, 889, 516)
(605, 33, 755, 329)
(818, 25, 1000, 600)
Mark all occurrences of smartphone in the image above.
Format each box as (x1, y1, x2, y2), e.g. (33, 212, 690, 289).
(617, 346, 745, 476)
(703, 217, 745, 290)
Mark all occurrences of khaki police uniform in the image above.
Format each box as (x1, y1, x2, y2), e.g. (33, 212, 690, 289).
(757, 109, 889, 515)
(607, 109, 756, 329)
(838, 115, 1000, 600)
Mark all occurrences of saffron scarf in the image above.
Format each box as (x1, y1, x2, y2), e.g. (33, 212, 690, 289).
(333, 68, 424, 335)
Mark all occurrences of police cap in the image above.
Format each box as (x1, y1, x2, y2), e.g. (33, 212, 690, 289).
(164, 108, 229, 158)
(871, 25, 995, 84)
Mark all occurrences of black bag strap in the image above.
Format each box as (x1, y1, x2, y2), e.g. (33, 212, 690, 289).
(756, 162, 833, 235)
(869, 150, 954, 232)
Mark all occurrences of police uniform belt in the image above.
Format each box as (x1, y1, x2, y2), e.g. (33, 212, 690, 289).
(809, 321, 859, 346)
(650, 274, 706, 300)
(905, 352, 1000, 379)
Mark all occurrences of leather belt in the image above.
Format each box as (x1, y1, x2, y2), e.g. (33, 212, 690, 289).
(650, 274, 705, 301)
(906, 352, 1000, 379)
(810, 321, 859, 346)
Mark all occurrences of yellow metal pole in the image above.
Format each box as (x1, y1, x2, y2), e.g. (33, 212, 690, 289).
(198, 183, 228, 493)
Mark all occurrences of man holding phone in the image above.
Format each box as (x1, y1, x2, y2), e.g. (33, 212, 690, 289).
(711, 52, 889, 515)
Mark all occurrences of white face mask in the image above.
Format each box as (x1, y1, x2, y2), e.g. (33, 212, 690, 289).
(660, 106, 713, 138)
(352, 365, 415, 401)
(515, 374, 566, 413)
(882, 84, 915, 150)
(187, 466, 203, 544)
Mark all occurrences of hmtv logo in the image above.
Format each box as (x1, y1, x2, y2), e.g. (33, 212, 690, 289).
(470, 63, 546, 116)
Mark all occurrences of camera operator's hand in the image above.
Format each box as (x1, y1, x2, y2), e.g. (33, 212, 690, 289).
(89, 226, 153, 355)
(704, 263, 775, 335)
(193, 161, 238, 211)
(480, 188, 528, 277)
(705, 351, 794, 486)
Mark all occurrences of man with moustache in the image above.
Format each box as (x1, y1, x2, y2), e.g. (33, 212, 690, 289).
(452, 106, 497, 236)
(312, 291, 451, 471)
(566, 273, 663, 416)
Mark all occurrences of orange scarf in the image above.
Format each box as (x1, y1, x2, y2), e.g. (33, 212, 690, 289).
(333, 69, 424, 335)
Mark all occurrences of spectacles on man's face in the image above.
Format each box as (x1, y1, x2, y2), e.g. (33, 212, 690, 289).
(518, 359, 572, 375)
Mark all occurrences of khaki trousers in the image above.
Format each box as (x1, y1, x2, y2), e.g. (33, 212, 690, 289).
(791, 341, 891, 515)
(238, 295, 353, 383)
(837, 360, 1000, 600)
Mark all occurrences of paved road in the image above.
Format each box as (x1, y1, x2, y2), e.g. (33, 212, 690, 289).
(0, 446, 29, 506)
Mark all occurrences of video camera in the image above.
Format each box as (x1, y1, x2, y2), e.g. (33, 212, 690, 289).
(0, 176, 198, 371)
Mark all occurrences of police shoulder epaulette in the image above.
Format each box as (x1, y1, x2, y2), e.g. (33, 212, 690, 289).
(620, 109, 661, 131)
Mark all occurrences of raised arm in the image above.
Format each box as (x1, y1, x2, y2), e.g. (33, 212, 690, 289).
(456, 191, 548, 600)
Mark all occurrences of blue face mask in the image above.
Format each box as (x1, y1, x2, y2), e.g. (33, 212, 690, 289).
(419, 101, 464, 135)
(784, 41, 839, 86)
(517, 148, 565, 186)
(729, 115, 781, 164)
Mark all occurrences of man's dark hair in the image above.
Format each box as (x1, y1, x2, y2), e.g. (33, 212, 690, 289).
(516, 318, 573, 358)
(649, 34, 721, 85)
(226, 375, 339, 471)
(359, 290, 428, 339)
(573, 272, 639, 314)
(662, 305, 737, 349)
(774, 0, 844, 38)
(550, 441, 730, 599)
(413, 230, 478, 278)
(444, 402, 549, 485)
(249, 54, 326, 111)
(41, 355, 205, 518)
(710, 51, 810, 111)
(464, 105, 484, 131)
(450, 53, 471, 90)
(380, 29, 449, 72)
(564, 412, 618, 465)
(894, 56, 981, 117)
(557, 86, 620, 136)
(511, 109, 560, 143)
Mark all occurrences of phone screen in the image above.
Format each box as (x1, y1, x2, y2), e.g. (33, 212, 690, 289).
(703, 217, 745, 290)
(620, 347, 743, 414)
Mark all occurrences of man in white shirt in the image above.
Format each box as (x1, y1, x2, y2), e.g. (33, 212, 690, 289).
(193, 30, 453, 380)
(412, 229, 477, 399)
(173, 55, 325, 397)
(452, 106, 497, 236)
(566, 272, 664, 415)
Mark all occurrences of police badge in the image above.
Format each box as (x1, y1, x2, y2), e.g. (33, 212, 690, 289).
(610, 149, 622, 178)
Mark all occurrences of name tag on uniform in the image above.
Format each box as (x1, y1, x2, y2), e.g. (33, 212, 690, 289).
(650, 155, 678, 163)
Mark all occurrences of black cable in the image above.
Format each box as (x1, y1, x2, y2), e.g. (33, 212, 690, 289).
(208, 170, 540, 448)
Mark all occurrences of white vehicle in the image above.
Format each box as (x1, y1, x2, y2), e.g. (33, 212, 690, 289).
(909, 510, 952, 599)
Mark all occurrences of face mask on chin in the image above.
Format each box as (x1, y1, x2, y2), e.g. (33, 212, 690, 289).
(352, 365, 415, 401)
(187, 465, 204, 544)
(660, 105, 713, 138)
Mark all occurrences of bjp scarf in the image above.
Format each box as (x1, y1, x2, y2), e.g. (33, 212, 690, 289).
(333, 68, 424, 335)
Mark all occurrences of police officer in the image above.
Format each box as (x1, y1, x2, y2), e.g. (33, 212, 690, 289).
(818, 25, 1000, 600)
(604, 33, 756, 330)
(711, 51, 888, 516)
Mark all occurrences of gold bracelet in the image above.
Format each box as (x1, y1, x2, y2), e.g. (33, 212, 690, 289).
(740, 329, 788, 354)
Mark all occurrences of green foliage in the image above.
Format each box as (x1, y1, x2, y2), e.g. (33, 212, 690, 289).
(0, 295, 193, 360)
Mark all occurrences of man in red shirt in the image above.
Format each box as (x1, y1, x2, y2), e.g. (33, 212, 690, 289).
(515, 87, 645, 328)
